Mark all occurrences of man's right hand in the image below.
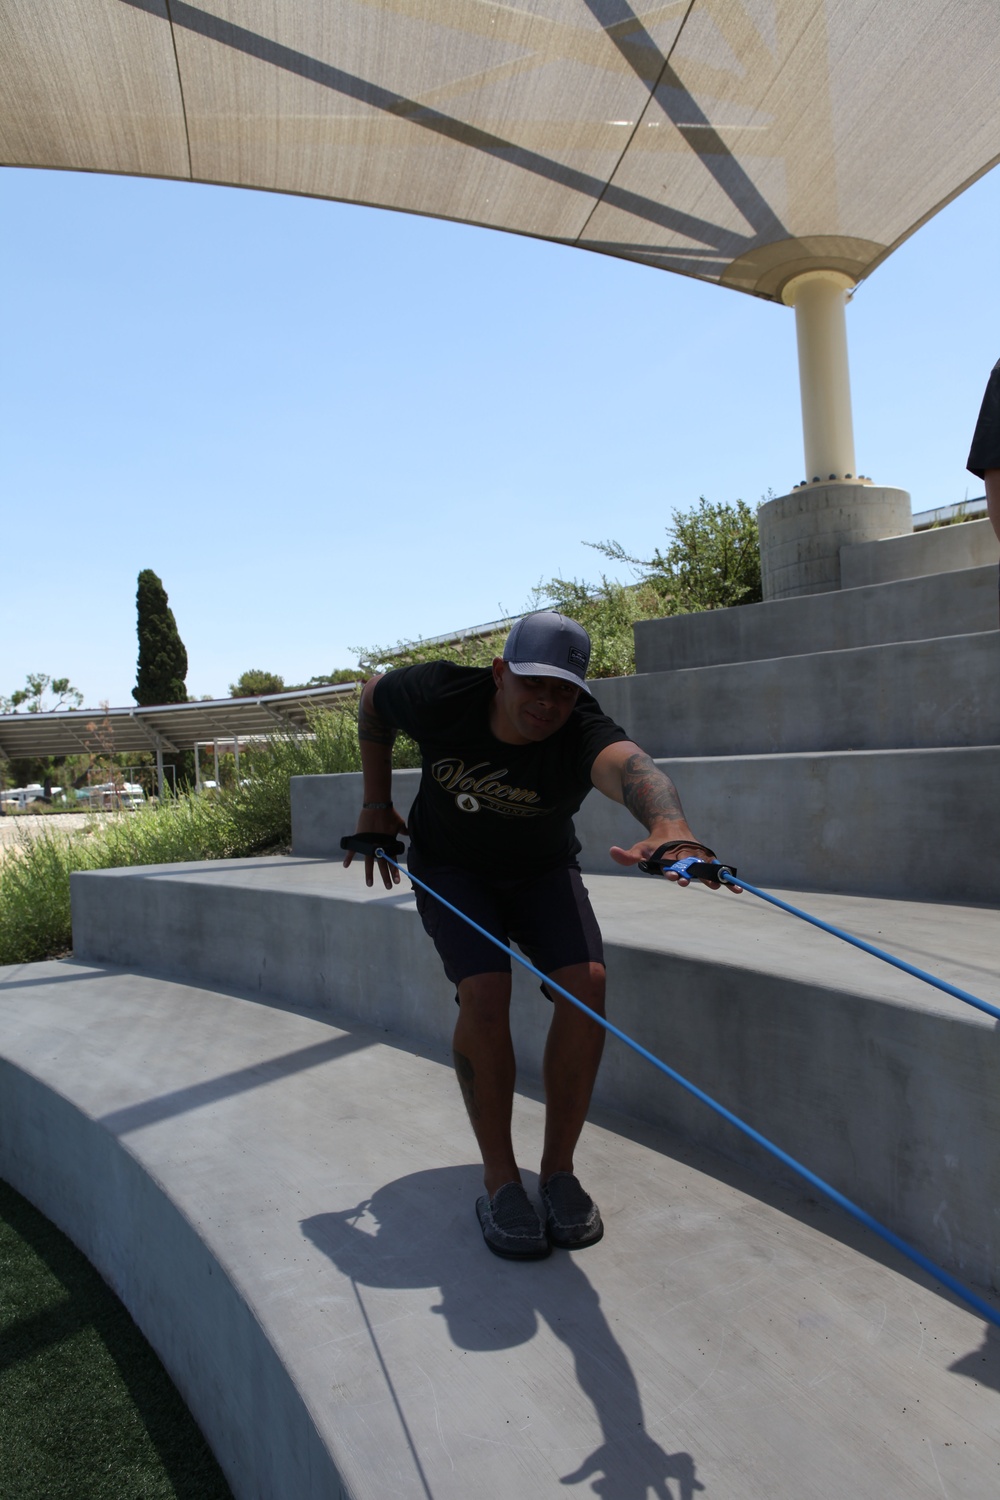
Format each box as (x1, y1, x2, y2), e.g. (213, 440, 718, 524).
(343, 806, 408, 889)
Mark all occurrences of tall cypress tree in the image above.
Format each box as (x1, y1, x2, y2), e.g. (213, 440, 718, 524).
(133, 569, 189, 706)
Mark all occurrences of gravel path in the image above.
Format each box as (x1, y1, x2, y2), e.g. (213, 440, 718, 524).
(0, 812, 122, 857)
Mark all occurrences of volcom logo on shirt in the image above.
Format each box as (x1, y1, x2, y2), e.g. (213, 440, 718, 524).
(432, 758, 546, 817)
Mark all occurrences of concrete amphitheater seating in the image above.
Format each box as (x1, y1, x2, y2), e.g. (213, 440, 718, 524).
(1, 519, 998, 1498)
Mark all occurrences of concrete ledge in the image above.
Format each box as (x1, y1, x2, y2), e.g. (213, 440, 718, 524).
(590, 631, 1000, 756)
(0, 1025, 342, 1500)
(634, 565, 998, 673)
(292, 746, 1000, 901)
(5, 960, 1000, 1498)
(69, 860, 1000, 1288)
(841, 517, 1000, 589)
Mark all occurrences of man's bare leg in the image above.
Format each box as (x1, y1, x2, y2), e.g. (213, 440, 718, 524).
(538, 961, 606, 1186)
(453, 971, 519, 1198)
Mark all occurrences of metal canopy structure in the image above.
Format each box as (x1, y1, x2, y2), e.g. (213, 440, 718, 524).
(0, 683, 360, 762)
(3, 0, 999, 301)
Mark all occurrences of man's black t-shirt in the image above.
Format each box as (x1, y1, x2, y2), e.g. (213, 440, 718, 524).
(374, 662, 630, 877)
(967, 358, 1000, 478)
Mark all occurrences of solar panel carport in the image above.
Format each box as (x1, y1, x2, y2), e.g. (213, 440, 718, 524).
(0, 683, 361, 796)
(4, 1, 999, 590)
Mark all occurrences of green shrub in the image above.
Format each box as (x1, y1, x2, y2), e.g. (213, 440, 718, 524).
(0, 699, 419, 967)
(591, 496, 762, 613)
(535, 575, 673, 678)
(358, 627, 510, 675)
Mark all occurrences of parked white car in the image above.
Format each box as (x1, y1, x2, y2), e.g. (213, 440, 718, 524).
(78, 782, 146, 810)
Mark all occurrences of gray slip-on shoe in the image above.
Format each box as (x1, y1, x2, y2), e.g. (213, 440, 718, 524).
(475, 1181, 551, 1261)
(540, 1172, 604, 1249)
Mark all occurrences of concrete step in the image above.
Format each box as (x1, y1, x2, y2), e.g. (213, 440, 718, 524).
(841, 516, 999, 589)
(292, 746, 1000, 902)
(69, 858, 1000, 1289)
(634, 564, 998, 672)
(5, 958, 998, 1500)
(591, 630, 1000, 757)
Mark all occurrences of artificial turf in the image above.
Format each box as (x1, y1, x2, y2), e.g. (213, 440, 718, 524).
(0, 1178, 233, 1500)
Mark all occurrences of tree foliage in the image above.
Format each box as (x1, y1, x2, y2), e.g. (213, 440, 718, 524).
(230, 669, 286, 698)
(1, 674, 83, 715)
(133, 570, 188, 707)
(355, 497, 761, 683)
(229, 668, 362, 697)
(536, 577, 672, 678)
(591, 497, 762, 614)
(301, 669, 364, 687)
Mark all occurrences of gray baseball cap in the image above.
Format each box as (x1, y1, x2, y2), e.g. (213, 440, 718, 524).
(502, 611, 591, 687)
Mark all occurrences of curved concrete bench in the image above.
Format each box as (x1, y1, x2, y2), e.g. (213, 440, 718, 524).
(3, 956, 1000, 1500)
(69, 858, 1000, 1289)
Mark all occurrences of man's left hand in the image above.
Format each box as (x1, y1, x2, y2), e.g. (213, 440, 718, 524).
(610, 839, 742, 892)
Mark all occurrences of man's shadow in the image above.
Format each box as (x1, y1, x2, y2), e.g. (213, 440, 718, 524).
(302, 1165, 704, 1499)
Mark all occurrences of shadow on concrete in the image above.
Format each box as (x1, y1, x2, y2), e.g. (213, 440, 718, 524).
(0, 960, 115, 990)
(583, 1098, 1000, 1387)
(949, 1326, 1000, 1395)
(303, 1166, 704, 1499)
(99, 1031, 375, 1135)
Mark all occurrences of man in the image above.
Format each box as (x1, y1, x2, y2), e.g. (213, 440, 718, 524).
(344, 611, 735, 1261)
(967, 358, 1000, 623)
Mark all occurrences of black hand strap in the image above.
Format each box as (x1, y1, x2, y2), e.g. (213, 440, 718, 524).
(637, 843, 737, 880)
(638, 841, 711, 874)
(341, 834, 406, 858)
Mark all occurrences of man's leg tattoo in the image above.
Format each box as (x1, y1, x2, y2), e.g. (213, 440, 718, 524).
(453, 1050, 479, 1121)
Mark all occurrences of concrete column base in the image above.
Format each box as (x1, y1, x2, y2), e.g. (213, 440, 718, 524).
(758, 483, 911, 599)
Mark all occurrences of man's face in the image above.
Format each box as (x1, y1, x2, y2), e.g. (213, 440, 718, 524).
(490, 659, 581, 745)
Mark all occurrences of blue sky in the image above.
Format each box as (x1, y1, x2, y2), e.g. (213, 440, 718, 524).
(2, 163, 997, 707)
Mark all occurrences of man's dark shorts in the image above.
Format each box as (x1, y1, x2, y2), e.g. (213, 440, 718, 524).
(407, 844, 604, 998)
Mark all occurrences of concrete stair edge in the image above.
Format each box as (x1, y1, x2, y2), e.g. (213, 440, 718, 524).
(841, 516, 999, 589)
(292, 747, 1000, 902)
(633, 564, 998, 672)
(591, 629, 1000, 756)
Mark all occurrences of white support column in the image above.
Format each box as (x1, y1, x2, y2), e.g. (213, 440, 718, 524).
(781, 269, 857, 484)
(757, 268, 911, 599)
(156, 746, 164, 801)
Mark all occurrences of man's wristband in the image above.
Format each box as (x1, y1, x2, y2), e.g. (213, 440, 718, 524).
(362, 801, 393, 810)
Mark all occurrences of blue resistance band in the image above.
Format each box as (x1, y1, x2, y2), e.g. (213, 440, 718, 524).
(715, 871, 1000, 1024)
(376, 847, 1000, 1331)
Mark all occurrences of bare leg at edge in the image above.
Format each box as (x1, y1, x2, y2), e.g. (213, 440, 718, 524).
(453, 971, 519, 1199)
(539, 961, 606, 1186)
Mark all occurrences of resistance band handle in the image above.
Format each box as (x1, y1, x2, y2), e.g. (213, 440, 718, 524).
(638, 853, 738, 881)
(340, 833, 406, 858)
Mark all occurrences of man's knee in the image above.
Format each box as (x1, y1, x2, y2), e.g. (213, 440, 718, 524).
(547, 961, 606, 1016)
(456, 971, 513, 1027)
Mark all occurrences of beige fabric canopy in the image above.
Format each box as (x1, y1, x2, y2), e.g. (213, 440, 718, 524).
(3, 0, 998, 301)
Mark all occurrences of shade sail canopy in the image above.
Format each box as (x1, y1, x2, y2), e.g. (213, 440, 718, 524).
(0, 683, 360, 760)
(3, 1, 998, 301)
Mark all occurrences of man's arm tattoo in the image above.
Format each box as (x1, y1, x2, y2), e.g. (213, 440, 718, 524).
(358, 700, 397, 746)
(620, 752, 684, 830)
(453, 1050, 480, 1122)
